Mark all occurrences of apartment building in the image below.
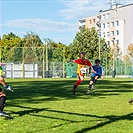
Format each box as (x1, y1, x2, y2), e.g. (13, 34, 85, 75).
(78, 3, 133, 55)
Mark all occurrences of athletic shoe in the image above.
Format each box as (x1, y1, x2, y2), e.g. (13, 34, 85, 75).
(6, 86, 14, 92)
(0, 111, 12, 119)
(87, 90, 90, 94)
(129, 98, 133, 103)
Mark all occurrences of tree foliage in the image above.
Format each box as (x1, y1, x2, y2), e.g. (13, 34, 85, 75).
(22, 32, 44, 47)
(67, 27, 110, 60)
(1, 32, 21, 47)
(0, 32, 22, 62)
(44, 38, 66, 62)
(127, 43, 133, 57)
(21, 32, 44, 63)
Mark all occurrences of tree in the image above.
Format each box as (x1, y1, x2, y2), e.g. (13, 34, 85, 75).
(0, 32, 22, 62)
(22, 32, 44, 63)
(127, 43, 133, 57)
(67, 27, 110, 60)
(1, 32, 21, 47)
(44, 38, 66, 62)
(22, 32, 44, 47)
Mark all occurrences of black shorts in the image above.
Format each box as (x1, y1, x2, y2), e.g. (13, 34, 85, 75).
(90, 75, 100, 81)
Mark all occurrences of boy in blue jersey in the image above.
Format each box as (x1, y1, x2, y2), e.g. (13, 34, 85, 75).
(87, 59, 104, 94)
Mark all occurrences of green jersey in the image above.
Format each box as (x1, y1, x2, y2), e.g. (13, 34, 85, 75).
(0, 66, 3, 75)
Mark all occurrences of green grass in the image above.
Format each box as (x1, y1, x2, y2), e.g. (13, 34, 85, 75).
(0, 78, 133, 133)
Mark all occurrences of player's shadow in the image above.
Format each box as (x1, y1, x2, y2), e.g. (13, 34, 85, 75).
(5, 79, 133, 104)
(7, 104, 133, 132)
(33, 108, 133, 132)
(6, 104, 83, 124)
(74, 112, 133, 133)
(7, 105, 46, 117)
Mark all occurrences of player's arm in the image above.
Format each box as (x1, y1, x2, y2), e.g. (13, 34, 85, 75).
(90, 66, 96, 74)
(67, 59, 80, 64)
(67, 60, 75, 63)
(87, 60, 96, 74)
(101, 67, 104, 79)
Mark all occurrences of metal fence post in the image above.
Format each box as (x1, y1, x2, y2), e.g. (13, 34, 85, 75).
(22, 47, 24, 78)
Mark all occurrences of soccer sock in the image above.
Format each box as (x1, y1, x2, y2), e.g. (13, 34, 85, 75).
(88, 84, 92, 90)
(0, 96, 6, 111)
(75, 79, 82, 87)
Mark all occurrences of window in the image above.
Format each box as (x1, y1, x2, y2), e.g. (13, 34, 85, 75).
(103, 23, 106, 28)
(115, 10, 117, 15)
(103, 32, 105, 38)
(111, 22, 114, 27)
(107, 22, 110, 28)
(116, 40, 119, 44)
(89, 19, 92, 24)
(98, 15, 101, 21)
(79, 19, 86, 23)
(102, 14, 106, 20)
(116, 21, 119, 26)
(107, 41, 110, 45)
(112, 40, 115, 45)
(116, 30, 119, 35)
(98, 32, 101, 37)
(111, 31, 114, 36)
(106, 13, 110, 19)
(93, 19, 95, 23)
(107, 32, 110, 37)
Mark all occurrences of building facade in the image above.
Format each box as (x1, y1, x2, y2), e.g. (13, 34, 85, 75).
(78, 4, 133, 55)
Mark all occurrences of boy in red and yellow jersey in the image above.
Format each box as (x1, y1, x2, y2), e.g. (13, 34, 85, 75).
(67, 52, 96, 94)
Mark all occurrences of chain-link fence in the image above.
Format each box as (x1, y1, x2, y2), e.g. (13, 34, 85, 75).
(0, 47, 132, 78)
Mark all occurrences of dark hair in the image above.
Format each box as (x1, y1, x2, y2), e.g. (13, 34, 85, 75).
(95, 59, 100, 63)
(80, 52, 86, 55)
(0, 88, 2, 92)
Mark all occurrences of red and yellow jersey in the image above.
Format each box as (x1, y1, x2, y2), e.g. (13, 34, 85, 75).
(74, 58, 92, 74)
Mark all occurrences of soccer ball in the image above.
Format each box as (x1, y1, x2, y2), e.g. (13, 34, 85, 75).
(80, 67, 87, 74)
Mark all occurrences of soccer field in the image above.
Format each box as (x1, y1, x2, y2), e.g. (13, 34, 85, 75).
(0, 78, 133, 133)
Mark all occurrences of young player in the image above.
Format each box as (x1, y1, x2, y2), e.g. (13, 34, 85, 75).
(87, 59, 104, 94)
(0, 65, 14, 92)
(67, 52, 96, 94)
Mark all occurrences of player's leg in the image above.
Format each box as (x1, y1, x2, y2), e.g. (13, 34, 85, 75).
(87, 76, 95, 94)
(72, 74, 84, 94)
(0, 96, 6, 112)
(0, 76, 14, 92)
(93, 75, 100, 85)
(0, 96, 12, 119)
(90, 75, 100, 90)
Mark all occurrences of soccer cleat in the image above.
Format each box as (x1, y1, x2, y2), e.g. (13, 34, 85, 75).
(129, 98, 133, 103)
(87, 90, 90, 94)
(0, 111, 13, 119)
(6, 86, 14, 92)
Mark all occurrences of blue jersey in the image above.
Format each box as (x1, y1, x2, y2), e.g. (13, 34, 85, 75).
(92, 65, 103, 77)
